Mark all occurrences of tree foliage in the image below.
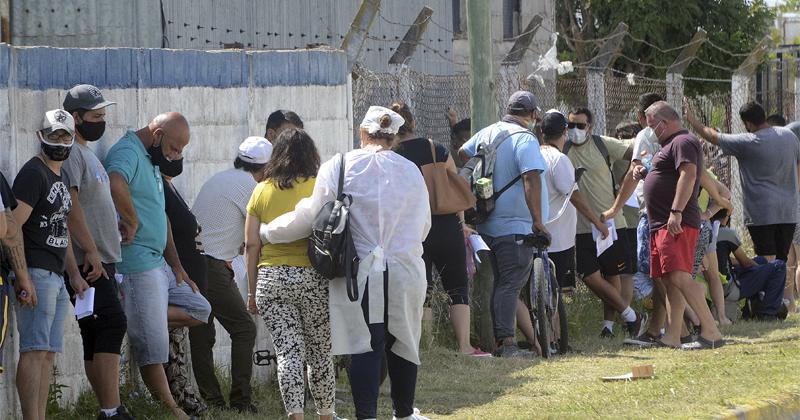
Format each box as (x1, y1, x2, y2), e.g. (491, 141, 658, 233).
(556, 0, 775, 94)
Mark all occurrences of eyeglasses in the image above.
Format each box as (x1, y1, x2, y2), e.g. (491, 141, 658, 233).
(46, 131, 73, 142)
(567, 122, 588, 130)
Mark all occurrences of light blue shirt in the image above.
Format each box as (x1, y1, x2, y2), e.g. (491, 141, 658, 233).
(104, 130, 167, 274)
(462, 120, 548, 237)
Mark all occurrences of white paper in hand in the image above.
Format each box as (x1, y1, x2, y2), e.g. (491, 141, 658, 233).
(624, 193, 640, 209)
(469, 234, 491, 263)
(592, 220, 618, 257)
(74, 287, 96, 320)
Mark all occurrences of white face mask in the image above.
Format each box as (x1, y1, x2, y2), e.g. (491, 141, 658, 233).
(642, 121, 663, 144)
(569, 128, 588, 145)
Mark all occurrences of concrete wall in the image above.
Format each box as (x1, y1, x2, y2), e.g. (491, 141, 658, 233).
(0, 44, 352, 415)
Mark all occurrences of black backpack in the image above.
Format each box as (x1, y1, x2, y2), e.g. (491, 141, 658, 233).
(308, 153, 360, 301)
(459, 126, 529, 225)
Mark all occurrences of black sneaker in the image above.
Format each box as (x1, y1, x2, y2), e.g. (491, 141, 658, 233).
(97, 406, 135, 420)
(599, 327, 615, 338)
(626, 311, 645, 338)
(623, 331, 660, 347)
(232, 403, 258, 414)
(680, 335, 695, 344)
(495, 343, 535, 358)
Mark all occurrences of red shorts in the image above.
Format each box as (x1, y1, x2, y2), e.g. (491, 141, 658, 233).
(649, 226, 699, 278)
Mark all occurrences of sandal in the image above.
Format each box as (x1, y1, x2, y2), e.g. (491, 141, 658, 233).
(682, 336, 726, 350)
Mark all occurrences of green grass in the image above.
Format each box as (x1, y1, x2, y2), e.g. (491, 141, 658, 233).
(46, 286, 800, 419)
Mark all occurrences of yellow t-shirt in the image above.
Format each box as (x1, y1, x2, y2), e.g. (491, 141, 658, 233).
(246, 177, 316, 267)
(698, 169, 717, 213)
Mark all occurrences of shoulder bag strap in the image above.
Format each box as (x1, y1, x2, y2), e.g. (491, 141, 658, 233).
(337, 153, 345, 198)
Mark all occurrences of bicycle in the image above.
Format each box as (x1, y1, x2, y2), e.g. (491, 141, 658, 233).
(522, 167, 586, 359)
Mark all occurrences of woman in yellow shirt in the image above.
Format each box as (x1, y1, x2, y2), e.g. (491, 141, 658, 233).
(243, 128, 335, 420)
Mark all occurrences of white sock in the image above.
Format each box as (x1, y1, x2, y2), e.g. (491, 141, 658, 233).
(602, 320, 615, 331)
(100, 407, 118, 417)
(660, 328, 666, 335)
(622, 307, 636, 322)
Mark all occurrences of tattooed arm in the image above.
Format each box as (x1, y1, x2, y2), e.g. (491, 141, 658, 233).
(2, 207, 36, 306)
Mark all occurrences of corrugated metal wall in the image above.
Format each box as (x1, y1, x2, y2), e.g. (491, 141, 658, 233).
(10, 0, 162, 47)
(160, 0, 455, 74)
(12, 0, 456, 75)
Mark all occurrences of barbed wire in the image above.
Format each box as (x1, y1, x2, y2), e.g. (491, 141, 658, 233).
(705, 39, 752, 57)
(682, 76, 733, 83)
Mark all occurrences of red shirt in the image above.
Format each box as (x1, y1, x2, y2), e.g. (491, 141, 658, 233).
(643, 130, 703, 232)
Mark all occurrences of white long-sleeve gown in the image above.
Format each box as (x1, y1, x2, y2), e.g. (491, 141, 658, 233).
(264, 149, 431, 364)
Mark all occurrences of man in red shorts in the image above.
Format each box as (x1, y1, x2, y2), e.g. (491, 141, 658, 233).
(641, 101, 724, 349)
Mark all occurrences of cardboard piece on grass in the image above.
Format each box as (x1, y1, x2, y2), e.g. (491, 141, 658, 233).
(601, 364, 655, 382)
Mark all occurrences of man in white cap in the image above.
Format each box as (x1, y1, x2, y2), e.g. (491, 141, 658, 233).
(189, 136, 271, 413)
(11, 110, 83, 419)
(61, 84, 133, 420)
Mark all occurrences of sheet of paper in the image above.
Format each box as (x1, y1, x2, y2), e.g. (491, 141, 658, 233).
(74, 287, 95, 320)
(469, 234, 490, 263)
(114, 273, 124, 284)
(592, 220, 617, 256)
(624, 193, 640, 209)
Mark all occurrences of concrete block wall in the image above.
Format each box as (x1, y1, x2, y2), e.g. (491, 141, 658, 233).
(0, 44, 352, 415)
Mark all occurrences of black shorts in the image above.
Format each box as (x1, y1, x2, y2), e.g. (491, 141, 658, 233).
(423, 215, 470, 305)
(747, 223, 796, 261)
(65, 263, 127, 360)
(575, 230, 627, 278)
(621, 228, 638, 275)
(549, 247, 576, 289)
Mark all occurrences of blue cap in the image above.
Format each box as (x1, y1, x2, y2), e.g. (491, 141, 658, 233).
(507, 91, 541, 113)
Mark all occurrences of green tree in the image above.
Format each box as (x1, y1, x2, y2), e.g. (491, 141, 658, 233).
(556, 0, 774, 94)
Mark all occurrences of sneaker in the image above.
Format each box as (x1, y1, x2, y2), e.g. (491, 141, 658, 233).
(97, 406, 135, 420)
(623, 331, 660, 348)
(599, 327, 615, 338)
(392, 407, 430, 420)
(466, 347, 492, 357)
(495, 343, 535, 358)
(680, 335, 694, 344)
(682, 336, 726, 350)
(626, 311, 645, 338)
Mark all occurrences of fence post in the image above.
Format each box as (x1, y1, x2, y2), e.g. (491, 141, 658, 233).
(730, 36, 770, 250)
(340, 0, 381, 73)
(585, 22, 627, 136)
(666, 29, 707, 112)
(388, 7, 434, 116)
(498, 14, 542, 117)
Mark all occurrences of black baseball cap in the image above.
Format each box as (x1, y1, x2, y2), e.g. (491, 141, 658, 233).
(506, 91, 541, 113)
(63, 84, 116, 112)
(541, 110, 568, 138)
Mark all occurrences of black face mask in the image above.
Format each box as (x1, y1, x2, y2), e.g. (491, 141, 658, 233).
(41, 142, 72, 161)
(76, 120, 106, 142)
(149, 137, 184, 177)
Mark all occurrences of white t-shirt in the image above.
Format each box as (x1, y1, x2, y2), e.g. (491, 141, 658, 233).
(631, 129, 661, 212)
(541, 146, 577, 252)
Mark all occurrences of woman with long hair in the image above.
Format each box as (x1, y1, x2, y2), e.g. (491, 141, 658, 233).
(244, 128, 335, 419)
(261, 106, 431, 420)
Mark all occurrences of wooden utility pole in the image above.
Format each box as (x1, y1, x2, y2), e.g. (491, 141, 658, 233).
(466, 0, 496, 353)
(467, 0, 494, 133)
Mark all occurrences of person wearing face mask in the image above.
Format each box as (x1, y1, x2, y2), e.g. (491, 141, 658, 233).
(563, 107, 642, 339)
(11, 109, 83, 420)
(105, 112, 211, 420)
(687, 101, 800, 265)
(60, 85, 133, 420)
(189, 136, 271, 414)
(457, 91, 549, 358)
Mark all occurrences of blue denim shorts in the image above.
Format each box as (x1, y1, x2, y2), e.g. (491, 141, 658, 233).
(15, 268, 70, 353)
(120, 263, 211, 366)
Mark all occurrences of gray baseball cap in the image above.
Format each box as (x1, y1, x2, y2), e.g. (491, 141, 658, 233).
(507, 90, 541, 113)
(63, 84, 116, 112)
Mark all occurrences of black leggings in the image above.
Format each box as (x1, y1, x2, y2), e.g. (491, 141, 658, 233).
(423, 214, 470, 305)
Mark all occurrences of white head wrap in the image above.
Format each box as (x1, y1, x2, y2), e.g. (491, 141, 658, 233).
(359, 106, 405, 135)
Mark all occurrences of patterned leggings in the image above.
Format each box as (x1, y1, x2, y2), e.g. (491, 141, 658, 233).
(256, 266, 335, 415)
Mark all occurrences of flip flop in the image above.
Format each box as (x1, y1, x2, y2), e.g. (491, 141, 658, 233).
(654, 339, 681, 349)
(682, 336, 726, 350)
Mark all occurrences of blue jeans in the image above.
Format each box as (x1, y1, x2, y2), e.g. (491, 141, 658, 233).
(483, 234, 534, 341)
(15, 268, 70, 353)
(120, 263, 211, 366)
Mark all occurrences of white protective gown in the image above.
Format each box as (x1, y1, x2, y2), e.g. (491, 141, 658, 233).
(264, 149, 431, 364)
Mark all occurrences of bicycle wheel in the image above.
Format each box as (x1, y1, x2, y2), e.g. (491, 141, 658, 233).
(533, 258, 552, 359)
(556, 291, 569, 354)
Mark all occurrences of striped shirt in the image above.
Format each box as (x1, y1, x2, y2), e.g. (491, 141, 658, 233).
(192, 168, 257, 261)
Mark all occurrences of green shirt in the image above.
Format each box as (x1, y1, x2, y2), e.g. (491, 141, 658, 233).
(104, 131, 167, 274)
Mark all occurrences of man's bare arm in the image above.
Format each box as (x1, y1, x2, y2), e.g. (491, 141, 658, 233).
(108, 172, 138, 244)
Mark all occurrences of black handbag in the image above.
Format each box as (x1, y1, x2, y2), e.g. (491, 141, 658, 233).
(307, 153, 360, 301)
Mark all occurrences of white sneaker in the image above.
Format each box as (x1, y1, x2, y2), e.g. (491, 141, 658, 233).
(392, 407, 430, 420)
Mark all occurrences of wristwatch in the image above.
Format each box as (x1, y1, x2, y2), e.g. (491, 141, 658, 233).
(670, 208, 683, 214)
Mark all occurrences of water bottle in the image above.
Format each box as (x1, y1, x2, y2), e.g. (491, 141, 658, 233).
(640, 150, 652, 173)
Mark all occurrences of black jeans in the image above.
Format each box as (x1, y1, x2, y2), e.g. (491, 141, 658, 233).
(349, 270, 418, 419)
(350, 323, 417, 419)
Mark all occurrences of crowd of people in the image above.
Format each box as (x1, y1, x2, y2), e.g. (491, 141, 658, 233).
(0, 82, 798, 420)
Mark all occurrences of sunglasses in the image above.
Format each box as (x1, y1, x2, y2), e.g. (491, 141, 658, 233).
(567, 122, 588, 130)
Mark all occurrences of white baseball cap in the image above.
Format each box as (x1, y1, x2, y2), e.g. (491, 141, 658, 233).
(40, 109, 75, 136)
(238, 136, 272, 164)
